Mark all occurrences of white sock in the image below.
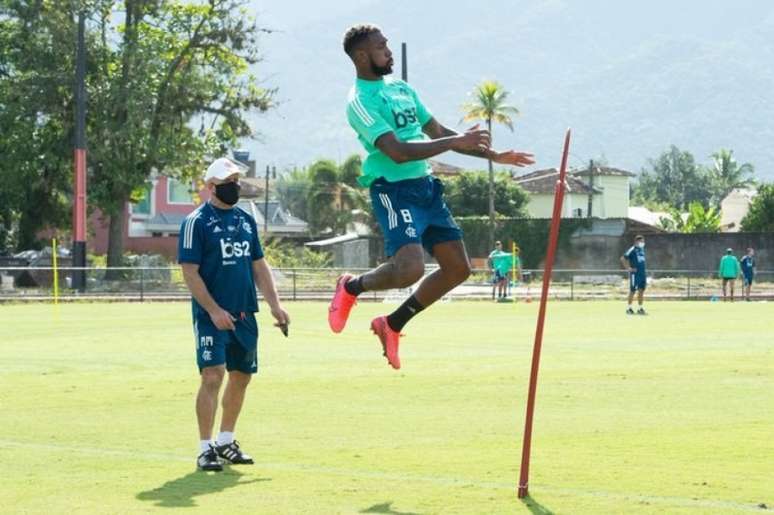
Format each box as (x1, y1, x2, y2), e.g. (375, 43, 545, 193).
(627, 303, 633, 309)
(217, 431, 234, 446)
(200, 440, 212, 453)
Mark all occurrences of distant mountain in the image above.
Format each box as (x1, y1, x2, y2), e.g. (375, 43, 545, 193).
(245, 0, 774, 180)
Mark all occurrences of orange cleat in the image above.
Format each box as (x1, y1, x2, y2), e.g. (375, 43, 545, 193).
(370, 315, 401, 370)
(328, 274, 357, 333)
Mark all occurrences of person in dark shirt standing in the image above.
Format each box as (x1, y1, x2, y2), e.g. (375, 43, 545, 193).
(740, 247, 756, 302)
(179, 158, 290, 471)
(620, 235, 647, 315)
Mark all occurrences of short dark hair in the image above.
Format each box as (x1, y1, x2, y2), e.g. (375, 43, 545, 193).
(634, 235, 644, 241)
(343, 24, 381, 56)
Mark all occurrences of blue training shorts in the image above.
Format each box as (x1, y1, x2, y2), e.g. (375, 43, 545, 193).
(370, 175, 463, 257)
(492, 270, 507, 284)
(193, 309, 258, 374)
(743, 273, 754, 286)
(629, 272, 646, 292)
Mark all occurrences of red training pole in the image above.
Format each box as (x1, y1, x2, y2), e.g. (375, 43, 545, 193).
(517, 128, 572, 499)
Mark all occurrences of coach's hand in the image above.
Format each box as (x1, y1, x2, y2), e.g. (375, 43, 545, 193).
(453, 124, 491, 153)
(271, 305, 290, 333)
(493, 150, 535, 167)
(209, 307, 236, 331)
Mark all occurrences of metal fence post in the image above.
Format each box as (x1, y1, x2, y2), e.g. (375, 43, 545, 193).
(140, 267, 144, 302)
(687, 276, 691, 300)
(570, 275, 574, 301)
(292, 270, 297, 301)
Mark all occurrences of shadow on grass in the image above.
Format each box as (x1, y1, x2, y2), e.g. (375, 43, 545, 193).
(360, 501, 422, 515)
(520, 493, 554, 514)
(136, 468, 271, 508)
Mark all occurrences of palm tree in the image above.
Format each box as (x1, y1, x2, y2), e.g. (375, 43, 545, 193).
(462, 80, 520, 248)
(709, 149, 755, 205)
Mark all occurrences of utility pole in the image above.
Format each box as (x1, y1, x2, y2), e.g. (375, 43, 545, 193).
(263, 165, 276, 236)
(72, 12, 87, 291)
(401, 42, 408, 82)
(587, 159, 594, 218)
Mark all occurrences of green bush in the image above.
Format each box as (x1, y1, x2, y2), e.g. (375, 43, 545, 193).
(262, 239, 332, 268)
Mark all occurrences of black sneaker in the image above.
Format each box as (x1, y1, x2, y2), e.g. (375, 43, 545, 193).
(215, 440, 254, 465)
(637, 308, 647, 315)
(626, 308, 635, 315)
(197, 445, 223, 472)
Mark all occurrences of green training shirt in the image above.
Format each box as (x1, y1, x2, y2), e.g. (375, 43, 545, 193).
(719, 254, 740, 278)
(346, 77, 433, 187)
(489, 250, 514, 275)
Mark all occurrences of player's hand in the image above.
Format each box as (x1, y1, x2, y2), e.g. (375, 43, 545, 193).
(270, 305, 290, 335)
(493, 150, 535, 167)
(452, 124, 491, 153)
(209, 307, 236, 331)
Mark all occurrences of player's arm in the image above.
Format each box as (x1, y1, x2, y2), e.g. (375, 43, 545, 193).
(181, 263, 235, 331)
(620, 255, 633, 272)
(252, 258, 290, 331)
(422, 117, 535, 167)
(374, 128, 490, 164)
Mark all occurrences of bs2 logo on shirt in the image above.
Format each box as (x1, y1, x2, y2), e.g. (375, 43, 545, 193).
(220, 239, 251, 262)
(393, 107, 418, 129)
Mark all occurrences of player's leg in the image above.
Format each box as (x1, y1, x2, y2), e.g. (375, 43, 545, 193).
(361, 243, 426, 290)
(626, 274, 636, 314)
(636, 287, 646, 314)
(722, 278, 728, 301)
(215, 316, 257, 464)
(193, 313, 227, 471)
(328, 179, 426, 333)
(219, 371, 251, 435)
(371, 178, 469, 368)
(196, 364, 225, 471)
(197, 365, 225, 441)
(413, 239, 471, 308)
(729, 279, 735, 302)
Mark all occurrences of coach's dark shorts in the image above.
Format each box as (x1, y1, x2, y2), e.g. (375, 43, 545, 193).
(370, 175, 463, 257)
(193, 310, 258, 374)
(629, 272, 646, 292)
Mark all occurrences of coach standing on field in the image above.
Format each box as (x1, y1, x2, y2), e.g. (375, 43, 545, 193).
(179, 157, 290, 471)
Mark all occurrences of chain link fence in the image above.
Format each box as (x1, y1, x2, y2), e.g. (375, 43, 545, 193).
(0, 266, 771, 302)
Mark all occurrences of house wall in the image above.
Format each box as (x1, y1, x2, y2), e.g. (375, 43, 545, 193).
(525, 194, 554, 218)
(528, 193, 592, 218)
(720, 191, 753, 232)
(594, 175, 629, 218)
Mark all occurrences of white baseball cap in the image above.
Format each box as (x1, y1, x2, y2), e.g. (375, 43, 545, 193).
(203, 157, 246, 183)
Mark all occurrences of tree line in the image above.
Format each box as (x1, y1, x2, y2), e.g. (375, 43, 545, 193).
(0, 0, 272, 262)
(275, 156, 529, 237)
(631, 145, 774, 232)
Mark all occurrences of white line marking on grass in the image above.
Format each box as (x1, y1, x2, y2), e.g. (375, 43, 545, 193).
(0, 439, 766, 512)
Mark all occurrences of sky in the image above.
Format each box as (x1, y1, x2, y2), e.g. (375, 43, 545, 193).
(239, 0, 774, 179)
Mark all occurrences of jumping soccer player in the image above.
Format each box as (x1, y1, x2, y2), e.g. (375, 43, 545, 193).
(621, 235, 647, 315)
(740, 247, 756, 301)
(179, 158, 290, 471)
(329, 24, 534, 369)
(719, 248, 741, 302)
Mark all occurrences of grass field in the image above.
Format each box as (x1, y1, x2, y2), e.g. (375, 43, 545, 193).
(1, 300, 772, 514)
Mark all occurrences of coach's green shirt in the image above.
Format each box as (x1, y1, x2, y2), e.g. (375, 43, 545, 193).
(346, 77, 433, 187)
(719, 254, 740, 278)
(489, 250, 514, 275)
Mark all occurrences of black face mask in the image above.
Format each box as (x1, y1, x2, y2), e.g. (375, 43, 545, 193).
(214, 181, 240, 206)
